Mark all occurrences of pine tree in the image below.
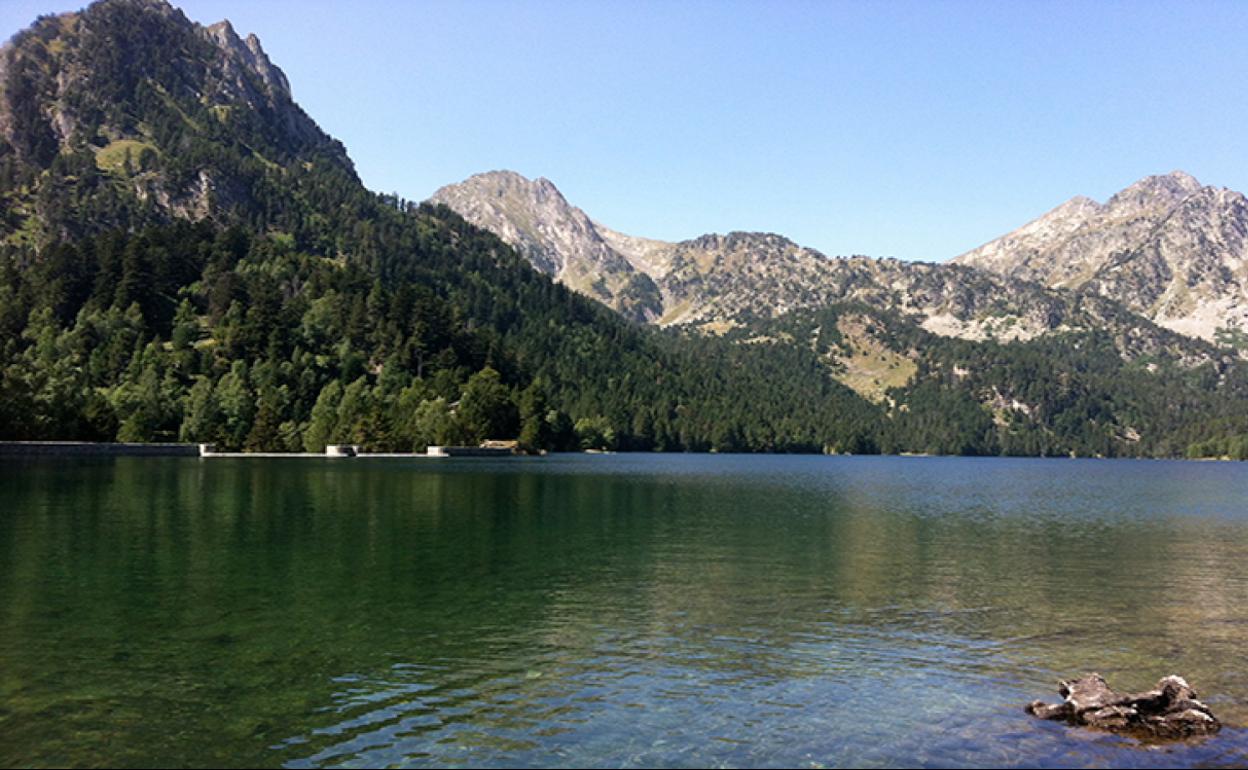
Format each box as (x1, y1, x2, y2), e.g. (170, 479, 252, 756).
(303, 380, 343, 453)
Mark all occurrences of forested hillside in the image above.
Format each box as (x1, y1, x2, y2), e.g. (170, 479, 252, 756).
(1, 0, 1246, 458)
(728, 305, 1248, 457)
(0, 0, 884, 454)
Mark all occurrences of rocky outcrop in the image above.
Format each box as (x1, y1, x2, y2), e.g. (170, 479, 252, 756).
(430, 171, 663, 322)
(202, 20, 291, 102)
(0, 0, 301, 153)
(956, 171, 1248, 341)
(0, 0, 353, 239)
(1027, 673, 1221, 740)
(430, 171, 1221, 367)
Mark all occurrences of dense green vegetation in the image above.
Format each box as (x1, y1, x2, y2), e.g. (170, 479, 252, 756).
(0, 218, 882, 453)
(1, 0, 1246, 458)
(734, 305, 1248, 458)
(0, 0, 888, 454)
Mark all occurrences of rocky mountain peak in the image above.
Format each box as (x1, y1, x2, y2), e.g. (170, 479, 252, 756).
(0, 0, 308, 156)
(955, 171, 1248, 340)
(435, 171, 1131, 343)
(0, 0, 354, 242)
(461, 169, 538, 190)
(204, 18, 235, 39)
(531, 175, 564, 198)
(433, 173, 876, 327)
(441, 171, 572, 211)
(1104, 170, 1202, 217)
(1138, 169, 1201, 192)
(429, 167, 1234, 373)
(430, 171, 665, 322)
(203, 19, 291, 99)
(691, 231, 803, 253)
(1052, 195, 1104, 218)
(93, 0, 180, 17)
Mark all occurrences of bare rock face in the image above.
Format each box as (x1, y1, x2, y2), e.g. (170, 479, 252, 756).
(202, 20, 292, 102)
(955, 171, 1248, 341)
(0, 0, 350, 237)
(1026, 673, 1221, 740)
(430, 171, 1222, 369)
(429, 171, 664, 323)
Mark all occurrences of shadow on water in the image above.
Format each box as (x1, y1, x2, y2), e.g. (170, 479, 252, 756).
(1, 455, 1247, 767)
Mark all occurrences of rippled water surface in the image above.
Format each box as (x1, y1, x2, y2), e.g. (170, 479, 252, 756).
(3, 454, 1248, 767)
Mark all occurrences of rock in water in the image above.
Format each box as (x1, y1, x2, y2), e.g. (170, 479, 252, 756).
(1026, 674, 1220, 740)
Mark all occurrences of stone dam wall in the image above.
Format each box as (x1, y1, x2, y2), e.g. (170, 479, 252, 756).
(0, 442, 200, 457)
(0, 442, 521, 458)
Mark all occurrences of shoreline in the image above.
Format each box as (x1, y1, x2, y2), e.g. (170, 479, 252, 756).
(0, 441, 1243, 463)
(0, 442, 498, 459)
(0, 441, 200, 457)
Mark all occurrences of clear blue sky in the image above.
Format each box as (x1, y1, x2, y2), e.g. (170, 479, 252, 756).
(4, 0, 1248, 261)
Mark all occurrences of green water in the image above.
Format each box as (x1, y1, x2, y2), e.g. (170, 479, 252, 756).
(2, 454, 1247, 768)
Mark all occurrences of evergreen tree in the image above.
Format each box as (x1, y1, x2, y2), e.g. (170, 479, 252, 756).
(303, 381, 343, 453)
(457, 367, 518, 443)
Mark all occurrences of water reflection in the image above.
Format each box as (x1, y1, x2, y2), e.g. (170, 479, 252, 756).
(1, 456, 1247, 767)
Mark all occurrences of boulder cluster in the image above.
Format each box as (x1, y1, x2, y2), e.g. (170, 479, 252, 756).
(1027, 673, 1220, 740)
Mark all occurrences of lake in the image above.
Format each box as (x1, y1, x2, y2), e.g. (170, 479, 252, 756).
(2, 454, 1247, 767)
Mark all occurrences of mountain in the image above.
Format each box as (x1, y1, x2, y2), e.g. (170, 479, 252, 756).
(431, 171, 1218, 364)
(3, 0, 1248, 460)
(0, 0, 891, 455)
(0, 0, 358, 248)
(428, 171, 1248, 457)
(430, 171, 663, 322)
(954, 171, 1248, 341)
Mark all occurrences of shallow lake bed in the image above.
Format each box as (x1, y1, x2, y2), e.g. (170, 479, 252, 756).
(2, 454, 1247, 767)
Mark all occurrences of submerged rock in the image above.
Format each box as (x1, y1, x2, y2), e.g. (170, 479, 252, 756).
(1026, 674, 1220, 740)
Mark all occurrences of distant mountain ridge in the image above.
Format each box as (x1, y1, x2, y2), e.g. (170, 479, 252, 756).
(430, 170, 1218, 367)
(4, 0, 1248, 462)
(954, 171, 1248, 341)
